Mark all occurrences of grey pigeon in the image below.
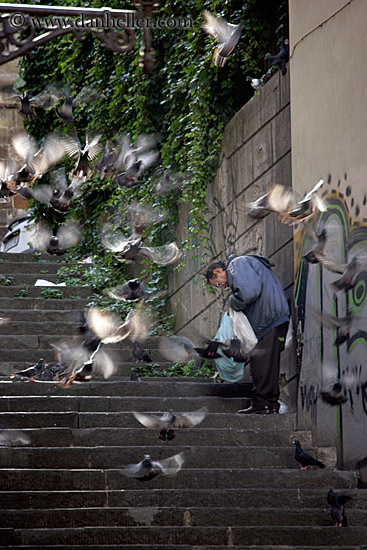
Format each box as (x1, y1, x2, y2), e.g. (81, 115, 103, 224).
(202, 11, 244, 67)
(120, 452, 185, 481)
(130, 367, 141, 381)
(9, 133, 65, 186)
(329, 500, 348, 527)
(311, 308, 367, 346)
(303, 228, 327, 264)
(107, 279, 146, 302)
(133, 407, 208, 441)
(312, 255, 363, 293)
(246, 180, 325, 225)
(265, 40, 289, 75)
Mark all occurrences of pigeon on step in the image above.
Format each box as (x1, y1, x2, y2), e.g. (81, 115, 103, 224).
(327, 488, 352, 507)
(130, 367, 141, 381)
(10, 359, 45, 379)
(132, 341, 152, 363)
(327, 489, 350, 527)
(293, 440, 325, 469)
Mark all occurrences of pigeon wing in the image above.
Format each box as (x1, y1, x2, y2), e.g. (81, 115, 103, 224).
(152, 451, 185, 476)
(172, 407, 208, 428)
(139, 242, 182, 265)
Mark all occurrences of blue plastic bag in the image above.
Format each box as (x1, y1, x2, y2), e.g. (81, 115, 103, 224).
(213, 311, 246, 382)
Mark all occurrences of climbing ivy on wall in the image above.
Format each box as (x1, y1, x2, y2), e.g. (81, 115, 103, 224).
(19, 0, 287, 324)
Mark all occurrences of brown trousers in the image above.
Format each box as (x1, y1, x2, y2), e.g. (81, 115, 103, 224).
(249, 322, 289, 412)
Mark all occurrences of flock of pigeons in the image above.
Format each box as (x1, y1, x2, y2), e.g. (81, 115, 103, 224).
(0, 11, 362, 528)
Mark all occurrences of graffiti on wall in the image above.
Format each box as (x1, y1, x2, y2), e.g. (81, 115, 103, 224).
(295, 176, 367, 422)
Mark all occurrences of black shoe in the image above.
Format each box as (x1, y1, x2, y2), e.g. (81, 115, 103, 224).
(237, 405, 274, 415)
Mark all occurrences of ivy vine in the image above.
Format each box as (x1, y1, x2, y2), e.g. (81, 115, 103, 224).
(19, 0, 287, 328)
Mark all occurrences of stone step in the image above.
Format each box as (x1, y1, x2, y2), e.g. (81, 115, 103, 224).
(0, 395, 250, 412)
(0, 309, 84, 322)
(0, 362, 175, 377)
(0, 488, 364, 510)
(0, 380, 252, 399)
(0, 262, 62, 274)
(0, 445, 319, 470)
(0, 286, 91, 298)
(0, 252, 59, 263)
(0, 547, 362, 550)
(0, 426, 300, 448)
(0, 297, 89, 309)
(0, 546, 362, 550)
(0, 321, 81, 335)
(1, 506, 366, 529)
(0, 468, 356, 491)
(0, 273, 60, 285)
(0, 380, 254, 399)
(1, 525, 366, 546)
(0, 411, 294, 430)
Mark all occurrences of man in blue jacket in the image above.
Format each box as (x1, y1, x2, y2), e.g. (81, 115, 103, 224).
(206, 254, 290, 414)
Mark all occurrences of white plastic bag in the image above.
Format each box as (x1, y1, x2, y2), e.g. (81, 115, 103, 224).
(228, 307, 258, 353)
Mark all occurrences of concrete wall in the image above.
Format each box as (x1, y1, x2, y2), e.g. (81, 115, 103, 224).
(170, 70, 298, 409)
(0, 60, 29, 240)
(289, 0, 367, 467)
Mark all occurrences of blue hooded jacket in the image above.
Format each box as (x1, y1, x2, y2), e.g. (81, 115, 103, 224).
(226, 254, 289, 341)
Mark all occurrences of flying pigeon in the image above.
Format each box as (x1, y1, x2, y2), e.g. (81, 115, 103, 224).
(320, 364, 354, 406)
(52, 84, 99, 122)
(246, 180, 326, 225)
(303, 228, 327, 264)
(55, 341, 115, 388)
(132, 341, 152, 363)
(9, 133, 66, 186)
(107, 279, 146, 302)
(26, 169, 84, 214)
(87, 304, 150, 345)
(265, 39, 289, 75)
(28, 219, 81, 256)
(311, 255, 364, 293)
(293, 440, 325, 469)
(64, 131, 102, 179)
(159, 335, 203, 367)
(202, 11, 244, 67)
(194, 340, 222, 359)
(120, 451, 185, 481)
(10, 88, 58, 117)
(311, 308, 367, 346)
(133, 407, 208, 441)
(114, 134, 160, 188)
(154, 172, 186, 195)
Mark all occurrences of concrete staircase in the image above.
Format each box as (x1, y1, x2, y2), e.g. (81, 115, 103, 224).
(0, 253, 366, 549)
(0, 252, 171, 377)
(1, 379, 367, 549)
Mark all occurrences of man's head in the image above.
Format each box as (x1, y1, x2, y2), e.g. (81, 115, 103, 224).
(205, 260, 229, 289)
